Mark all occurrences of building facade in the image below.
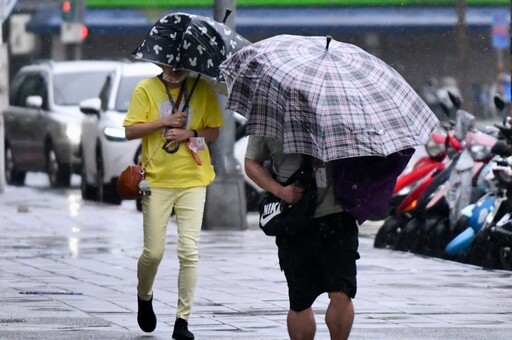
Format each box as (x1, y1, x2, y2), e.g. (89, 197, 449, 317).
(3, 1, 510, 115)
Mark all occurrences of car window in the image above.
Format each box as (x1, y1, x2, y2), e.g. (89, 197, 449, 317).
(11, 74, 48, 109)
(115, 75, 148, 112)
(53, 71, 112, 106)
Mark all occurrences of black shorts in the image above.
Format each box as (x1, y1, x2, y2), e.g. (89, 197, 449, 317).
(276, 212, 360, 312)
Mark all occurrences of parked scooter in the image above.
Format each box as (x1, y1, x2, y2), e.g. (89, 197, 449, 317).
(374, 93, 464, 249)
(445, 96, 512, 268)
(370, 91, 466, 223)
(443, 179, 495, 261)
(403, 104, 497, 257)
(469, 96, 512, 269)
(368, 128, 454, 221)
(443, 96, 507, 263)
(482, 195, 512, 270)
(394, 150, 465, 254)
(469, 141, 512, 269)
(379, 92, 497, 255)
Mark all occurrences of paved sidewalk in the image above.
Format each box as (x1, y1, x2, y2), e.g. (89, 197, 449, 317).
(1, 176, 512, 339)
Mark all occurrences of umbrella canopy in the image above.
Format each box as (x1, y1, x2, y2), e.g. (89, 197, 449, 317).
(219, 34, 439, 161)
(132, 12, 251, 80)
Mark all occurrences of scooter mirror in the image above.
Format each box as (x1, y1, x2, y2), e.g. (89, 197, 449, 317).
(491, 140, 512, 158)
(493, 124, 512, 144)
(448, 91, 462, 109)
(440, 102, 451, 117)
(494, 95, 505, 111)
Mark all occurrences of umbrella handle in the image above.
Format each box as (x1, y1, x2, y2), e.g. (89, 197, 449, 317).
(326, 35, 332, 50)
(222, 9, 232, 24)
(182, 74, 201, 111)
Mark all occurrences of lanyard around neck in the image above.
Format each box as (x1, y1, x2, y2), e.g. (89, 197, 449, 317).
(159, 74, 188, 113)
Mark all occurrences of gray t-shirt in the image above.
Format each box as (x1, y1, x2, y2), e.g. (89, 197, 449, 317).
(245, 136, 342, 218)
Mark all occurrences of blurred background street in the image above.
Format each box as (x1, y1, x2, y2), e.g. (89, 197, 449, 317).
(0, 1, 511, 338)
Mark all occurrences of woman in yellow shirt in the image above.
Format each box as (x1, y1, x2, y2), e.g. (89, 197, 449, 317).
(123, 65, 223, 340)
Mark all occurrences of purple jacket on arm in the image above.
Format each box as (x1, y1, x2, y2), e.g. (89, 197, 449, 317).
(331, 148, 415, 224)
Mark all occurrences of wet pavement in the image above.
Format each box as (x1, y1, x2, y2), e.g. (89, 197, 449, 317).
(1, 174, 512, 339)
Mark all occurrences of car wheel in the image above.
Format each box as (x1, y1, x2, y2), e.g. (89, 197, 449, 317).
(80, 150, 97, 200)
(4, 143, 26, 186)
(95, 150, 105, 201)
(95, 148, 121, 205)
(46, 144, 71, 187)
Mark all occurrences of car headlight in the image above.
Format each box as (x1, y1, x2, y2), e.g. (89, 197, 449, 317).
(66, 124, 81, 144)
(103, 127, 127, 141)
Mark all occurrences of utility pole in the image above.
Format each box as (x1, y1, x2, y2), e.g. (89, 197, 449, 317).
(0, 0, 18, 194)
(203, 0, 247, 230)
(0, 22, 6, 194)
(456, 0, 469, 110)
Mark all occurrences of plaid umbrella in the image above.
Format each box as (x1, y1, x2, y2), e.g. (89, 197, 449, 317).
(132, 12, 251, 81)
(219, 34, 439, 162)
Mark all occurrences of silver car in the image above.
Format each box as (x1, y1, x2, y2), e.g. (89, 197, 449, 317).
(79, 61, 160, 204)
(4, 60, 119, 187)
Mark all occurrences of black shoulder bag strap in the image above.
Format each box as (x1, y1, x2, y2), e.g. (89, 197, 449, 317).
(276, 155, 313, 187)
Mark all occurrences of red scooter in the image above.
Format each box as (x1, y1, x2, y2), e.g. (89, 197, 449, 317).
(376, 98, 498, 252)
(374, 93, 465, 249)
(373, 123, 463, 249)
(370, 93, 466, 223)
(394, 125, 463, 215)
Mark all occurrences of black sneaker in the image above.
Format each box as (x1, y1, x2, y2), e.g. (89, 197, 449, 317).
(137, 295, 157, 333)
(172, 318, 194, 340)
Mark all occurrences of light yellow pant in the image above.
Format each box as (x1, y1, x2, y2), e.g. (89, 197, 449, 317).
(137, 186, 206, 321)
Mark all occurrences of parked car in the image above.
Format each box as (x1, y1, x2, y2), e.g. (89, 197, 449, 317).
(4, 60, 120, 187)
(233, 113, 265, 211)
(79, 61, 161, 203)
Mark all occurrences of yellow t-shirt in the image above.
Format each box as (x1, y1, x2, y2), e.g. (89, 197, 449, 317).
(123, 76, 223, 188)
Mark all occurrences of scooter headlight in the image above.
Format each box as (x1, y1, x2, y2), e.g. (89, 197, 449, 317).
(470, 144, 490, 162)
(425, 136, 444, 158)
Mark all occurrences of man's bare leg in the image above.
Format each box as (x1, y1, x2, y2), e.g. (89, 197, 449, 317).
(287, 307, 316, 340)
(325, 292, 354, 340)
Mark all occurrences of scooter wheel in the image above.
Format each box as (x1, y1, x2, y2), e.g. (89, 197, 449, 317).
(416, 216, 445, 256)
(395, 217, 424, 253)
(374, 215, 408, 249)
(469, 227, 494, 268)
(499, 246, 512, 270)
(424, 217, 451, 258)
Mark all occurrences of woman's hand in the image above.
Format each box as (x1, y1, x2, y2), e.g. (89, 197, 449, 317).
(163, 112, 187, 128)
(164, 128, 192, 144)
(125, 111, 188, 140)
